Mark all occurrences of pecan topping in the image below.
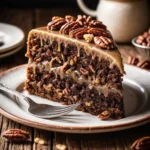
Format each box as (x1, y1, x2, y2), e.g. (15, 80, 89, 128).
(69, 27, 88, 39)
(65, 15, 76, 22)
(47, 18, 66, 30)
(89, 20, 106, 29)
(76, 15, 91, 27)
(94, 36, 114, 49)
(98, 110, 111, 120)
(47, 15, 116, 50)
(2, 129, 30, 142)
(83, 34, 94, 42)
(131, 136, 150, 150)
(88, 28, 110, 37)
(60, 21, 80, 34)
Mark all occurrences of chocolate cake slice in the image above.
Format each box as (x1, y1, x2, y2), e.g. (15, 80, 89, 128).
(25, 15, 124, 120)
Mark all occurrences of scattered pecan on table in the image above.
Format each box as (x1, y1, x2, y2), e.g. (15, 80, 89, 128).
(2, 129, 30, 142)
(127, 56, 150, 70)
(131, 136, 150, 150)
(47, 15, 116, 50)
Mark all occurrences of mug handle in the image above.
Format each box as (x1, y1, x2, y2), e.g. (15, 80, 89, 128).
(77, 0, 97, 17)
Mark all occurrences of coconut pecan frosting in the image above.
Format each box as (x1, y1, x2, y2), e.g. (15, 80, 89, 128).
(47, 15, 116, 50)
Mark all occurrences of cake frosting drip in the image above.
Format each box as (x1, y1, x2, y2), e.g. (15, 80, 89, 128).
(29, 61, 122, 97)
(47, 15, 116, 50)
(27, 28, 124, 73)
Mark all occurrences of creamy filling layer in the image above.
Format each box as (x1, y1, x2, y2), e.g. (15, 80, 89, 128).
(28, 61, 122, 96)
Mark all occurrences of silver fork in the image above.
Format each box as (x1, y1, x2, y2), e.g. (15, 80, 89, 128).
(0, 83, 79, 118)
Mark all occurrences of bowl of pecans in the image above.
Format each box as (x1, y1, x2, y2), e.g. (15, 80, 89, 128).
(132, 28, 150, 60)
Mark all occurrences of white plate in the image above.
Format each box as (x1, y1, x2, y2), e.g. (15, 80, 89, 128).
(0, 23, 25, 53)
(0, 65, 150, 133)
(0, 42, 24, 59)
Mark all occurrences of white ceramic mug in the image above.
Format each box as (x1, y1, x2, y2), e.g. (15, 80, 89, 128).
(77, 0, 150, 43)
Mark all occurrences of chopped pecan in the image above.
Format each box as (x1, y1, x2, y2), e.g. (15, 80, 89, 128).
(131, 136, 150, 150)
(80, 67, 89, 75)
(2, 129, 30, 142)
(83, 34, 94, 42)
(56, 144, 67, 150)
(89, 64, 96, 73)
(62, 62, 69, 72)
(65, 15, 76, 22)
(34, 137, 46, 145)
(76, 15, 88, 26)
(47, 18, 66, 30)
(63, 88, 70, 96)
(52, 16, 64, 21)
(89, 20, 107, 29)
(98, 110, 111, 120)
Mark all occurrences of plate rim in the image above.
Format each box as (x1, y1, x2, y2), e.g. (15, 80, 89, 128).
(0, 42, 24, 59)
(0, 64, 150, 133)
(0, 22, 25, 53)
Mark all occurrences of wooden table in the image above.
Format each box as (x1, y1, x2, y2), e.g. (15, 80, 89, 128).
(0, 8, 150, 150)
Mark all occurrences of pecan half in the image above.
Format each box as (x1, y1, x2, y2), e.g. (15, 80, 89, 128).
(65, 15, 76, 22)
(137, 60, 150, 69)
(80, 67, 89, 75)
(76, 15, 89, 27)
(47, 18, 66, 30)
(89, 20, 107, 29)
(128, 56, 139, 65)
(127, 56, 150, 69)
(88, 28, 110, 37)
(60, 21, 80, 34)
(131, 136, 150, 150)
(52, 16, 64, 21)
(2, 129, 30, 142)
(98, 110, 111, 120)
(69, 27, 88, 39)
(94, 36, 114, 49)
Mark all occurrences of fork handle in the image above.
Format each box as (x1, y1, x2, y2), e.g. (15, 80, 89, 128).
(0, 83, 26, 100)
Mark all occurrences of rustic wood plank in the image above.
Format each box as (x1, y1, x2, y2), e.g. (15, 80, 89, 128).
(53, 123, 150, 150)
(53, 132, 67, 150)
(33, 128, 52, 150)
(0, 117, 33, 150)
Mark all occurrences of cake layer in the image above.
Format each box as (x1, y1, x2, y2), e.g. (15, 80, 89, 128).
(25, 64, 124, 119)
(25, 15, 124, 120)
(28, 61, 122, 96)
(26, 27, 124, 74)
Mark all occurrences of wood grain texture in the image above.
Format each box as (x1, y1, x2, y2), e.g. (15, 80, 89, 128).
(0, 8, 150, 150)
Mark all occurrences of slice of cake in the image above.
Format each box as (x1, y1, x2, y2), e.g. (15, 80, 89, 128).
(25, 15, 124, 120)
